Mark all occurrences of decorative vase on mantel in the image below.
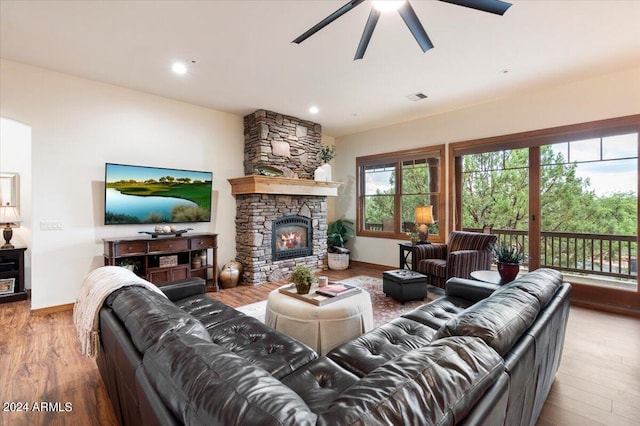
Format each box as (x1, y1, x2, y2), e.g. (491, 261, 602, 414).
(320, 163, 332, 182)
(314, 163, 332, 182)
(315, 144, 335, 182)
(314, 165, 327, 182)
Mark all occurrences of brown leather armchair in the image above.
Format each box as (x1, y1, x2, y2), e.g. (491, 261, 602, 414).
(414, 231, 497, 288)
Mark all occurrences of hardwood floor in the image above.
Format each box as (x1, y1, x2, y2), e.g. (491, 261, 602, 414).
(537, 305, 640, 426)
(0, 265, 638, 425)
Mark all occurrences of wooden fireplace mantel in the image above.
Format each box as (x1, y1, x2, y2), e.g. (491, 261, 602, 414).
(228, 175, 341, 197)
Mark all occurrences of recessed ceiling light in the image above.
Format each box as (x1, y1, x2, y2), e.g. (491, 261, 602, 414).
(309, 106, 319, 114)
(172, 62, 188, 75)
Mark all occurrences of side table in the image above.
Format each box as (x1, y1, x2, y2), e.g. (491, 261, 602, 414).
(0, 247, 28, 303)
(470, 270, 521, 286)
(398, 242, 416, 270)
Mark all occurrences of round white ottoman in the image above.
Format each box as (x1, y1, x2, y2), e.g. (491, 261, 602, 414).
(265, 287, 374, 356)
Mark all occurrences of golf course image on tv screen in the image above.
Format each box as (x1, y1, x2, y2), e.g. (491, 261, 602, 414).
(104, 163, 212, 225)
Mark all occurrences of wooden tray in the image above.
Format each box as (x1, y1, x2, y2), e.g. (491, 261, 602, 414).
(279, 284, 361, 306)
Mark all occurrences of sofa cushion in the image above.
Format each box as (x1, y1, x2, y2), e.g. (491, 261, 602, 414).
(495, 268, 562, 308)
(318, 336, 504, 426)
(327, 317, 436, 377)
(143, 332, 316, 426)
(207, 316, 318, 379)
(435, 287, 541, 356)
(281, 357, 360, 414)
(111, 286, 210, 354)
(402, 297, 474, 330)
(174, 294, 245, 329)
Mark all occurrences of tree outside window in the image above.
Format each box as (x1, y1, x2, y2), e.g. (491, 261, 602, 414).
(357, 146, 444, 241)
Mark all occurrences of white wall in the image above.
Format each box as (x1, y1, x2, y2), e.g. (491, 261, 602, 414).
(335, 66, 640, 268)
(0, 59, 245, 309)
(0, 117, 32, 288)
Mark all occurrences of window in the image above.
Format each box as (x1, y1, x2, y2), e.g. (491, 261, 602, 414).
(357, 146, 444, 241)
(450, 115, 639, 311)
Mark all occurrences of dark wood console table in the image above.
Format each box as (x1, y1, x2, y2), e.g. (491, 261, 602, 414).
(103, 233, 218, 291)
(0, 247, 28, 303)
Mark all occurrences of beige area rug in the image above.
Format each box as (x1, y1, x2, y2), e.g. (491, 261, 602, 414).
(235, 275, 443, 327)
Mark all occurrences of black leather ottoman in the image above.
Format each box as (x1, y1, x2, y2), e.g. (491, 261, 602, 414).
(383, 269, 428, 304)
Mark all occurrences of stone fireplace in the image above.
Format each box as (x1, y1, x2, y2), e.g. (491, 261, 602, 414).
(229, 110, 339, 285)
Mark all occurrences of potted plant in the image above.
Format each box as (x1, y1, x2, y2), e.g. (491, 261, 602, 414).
(291, 265, 316, 295)
(327, 218, 354, 270)
(491, 242, 524, 283)
(320, 145, 336, 164)
(315, 145, 336, 181)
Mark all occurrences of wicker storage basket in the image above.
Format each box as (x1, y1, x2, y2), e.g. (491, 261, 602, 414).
(328, 252, 349, 270)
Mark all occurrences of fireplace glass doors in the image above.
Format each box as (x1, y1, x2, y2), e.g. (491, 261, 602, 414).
(272, 216, 312, 260)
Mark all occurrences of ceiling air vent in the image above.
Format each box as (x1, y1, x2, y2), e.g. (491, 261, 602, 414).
(406, 92, 428, 101)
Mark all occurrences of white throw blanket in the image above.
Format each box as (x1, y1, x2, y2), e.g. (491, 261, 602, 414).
(73, 266, 166, 358)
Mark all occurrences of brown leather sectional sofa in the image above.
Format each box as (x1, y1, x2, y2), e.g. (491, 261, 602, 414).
(96, 268, 570, 425)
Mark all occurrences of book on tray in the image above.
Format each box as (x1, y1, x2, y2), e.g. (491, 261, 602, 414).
(315, 283, 358, 297)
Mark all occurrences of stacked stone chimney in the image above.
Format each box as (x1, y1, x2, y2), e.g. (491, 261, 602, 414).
(243, 110, 323, 179)
(235, 110, 328, 285)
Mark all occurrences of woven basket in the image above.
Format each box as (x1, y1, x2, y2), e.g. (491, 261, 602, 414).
(328, 253, 349, 270)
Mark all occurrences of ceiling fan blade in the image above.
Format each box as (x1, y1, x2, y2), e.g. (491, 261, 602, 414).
(354, 8, 381, 60)
(398, 2, 434, 53)
(439, 0, 512, 16)
(292, 0, 366, 44)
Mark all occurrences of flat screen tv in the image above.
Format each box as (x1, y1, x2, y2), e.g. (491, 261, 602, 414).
(104, 163, 212, 225)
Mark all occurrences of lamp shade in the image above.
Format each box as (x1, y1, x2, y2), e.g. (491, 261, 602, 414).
(415, 205, 434, 225)
(0, 206, 21, 224)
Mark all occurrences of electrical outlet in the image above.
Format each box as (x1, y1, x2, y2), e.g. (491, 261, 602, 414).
(40, 221, 63, 231)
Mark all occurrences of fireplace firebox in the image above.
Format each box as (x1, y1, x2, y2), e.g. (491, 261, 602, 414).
(272, 215, 312, 261)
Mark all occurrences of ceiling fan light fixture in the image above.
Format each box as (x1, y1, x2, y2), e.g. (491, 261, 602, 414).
(372, 0, 406, 13)
(293, 0, 511, 60)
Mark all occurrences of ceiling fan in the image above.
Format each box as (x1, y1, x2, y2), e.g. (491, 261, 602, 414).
(292, 0, 512, 60)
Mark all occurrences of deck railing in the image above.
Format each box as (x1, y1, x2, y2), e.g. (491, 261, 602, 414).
(464, 228, 638, 280)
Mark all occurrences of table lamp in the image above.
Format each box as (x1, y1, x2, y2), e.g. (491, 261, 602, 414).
(0, 205, 22, 249)
(414, 205, 434, 244)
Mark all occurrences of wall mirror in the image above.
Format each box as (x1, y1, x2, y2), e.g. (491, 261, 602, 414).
(0, 172, 19, 207)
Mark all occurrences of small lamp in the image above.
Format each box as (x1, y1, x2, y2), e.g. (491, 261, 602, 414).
(414, 205, 435, 244)
(0, 206, 22, 249)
